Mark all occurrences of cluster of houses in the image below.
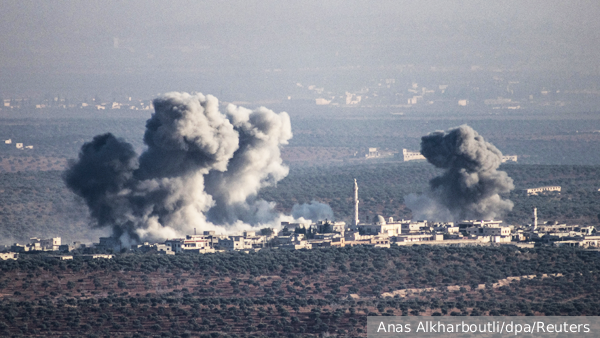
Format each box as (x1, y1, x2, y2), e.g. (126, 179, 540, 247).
(2, 208, 599, 260)
(127, 210, 600, 255)
(0, 237, 113, 261)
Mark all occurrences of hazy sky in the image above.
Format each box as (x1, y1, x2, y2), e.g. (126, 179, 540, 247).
(1, 0, 599, 98)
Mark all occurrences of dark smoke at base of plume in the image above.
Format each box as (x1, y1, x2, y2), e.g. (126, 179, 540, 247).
(405, 124, 514, 222)
(63, 92, 327, 245)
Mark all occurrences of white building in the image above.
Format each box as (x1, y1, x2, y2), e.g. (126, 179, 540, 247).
(220, 236, 254, 251)
(431, 222, 458, 234)
(365, 148, 380, 158)
(394, 234, 443, 243)
(0, 252, 18, 260)
(315, 220, 346, 235)
(402, 149, 426, 162)
(275, 234, 312, 250)
(315, 98, 331, 105)
(357, 216, 427, 236)
(80, 254, 114, 260)
(345, 92, 362, 105)
(280, 240, 312, 250)
(501, 155, 518, 163)
(525, 186, 561, 195)
(459, 220, 512, 242)
(13, 237, 61, 252)
(165, 234, 216, 253)
(135, 242, 174, 255)
(401, 220, 428, 233)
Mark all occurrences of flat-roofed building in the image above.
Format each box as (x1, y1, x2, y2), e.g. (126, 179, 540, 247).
(0, 252, 18, 260)
(79, 254, 114, 260)
(394, 234, 443, 243)
(166, 234, 216, 253)
(402, 149, 426, 162)
(525, 186, 561, 196)
(220, 236, 253, 251)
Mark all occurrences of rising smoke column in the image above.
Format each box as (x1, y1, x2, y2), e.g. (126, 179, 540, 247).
(405, 125, 514, 221)
(64, 92, 324, 245)
(204, 104, 292, 225)
(63, 133, 140, 239)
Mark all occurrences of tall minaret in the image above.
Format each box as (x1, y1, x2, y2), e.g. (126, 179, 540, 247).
(532, 207, 538, 231)
(354, 178, 359, 226)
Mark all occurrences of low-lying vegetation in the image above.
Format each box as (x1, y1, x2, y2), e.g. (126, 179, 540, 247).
(0, 245, 599, 337)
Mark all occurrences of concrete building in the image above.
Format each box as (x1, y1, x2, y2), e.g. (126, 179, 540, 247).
(401, 220, 428, 233)
(353, 235, 390, 248)
(275, 234, 312, 250)
(308, 233, 346, 248)
(358, 216, 402, 236)
(356, 216, 430, 236)
(501, 155, 518, 163)
(431, 222, 459, 234)
(12, 237, 61, 252)
(402, 149, 426, 162)
(345, 92, 362, 105)
(0, 252, 18, 260)
(365, 148, 380, 158)
(315, 98, 331, 105)
(465, 225, 512, 237)
(241, 231, 268, 248)
(315, 220, 346, 235)
(457, 220, 503, 229)
(394, 234, 443, 243)
(344, 230, 373, 242)
(40, 237, 61, 251)
(525, 186, 561, 196)
(220, 236, 254, 251)
(458, 220, 512, 242)
(165, 234, 216, 253)
(280, 240, 312, 250)
(134, 242, 174, 255)
(79, 254, 114, 260)
(182, 235, 215, 252)
(552, 236, 600, 248)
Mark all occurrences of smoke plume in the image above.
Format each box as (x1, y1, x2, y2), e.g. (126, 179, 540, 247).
(405, 125, 514, 221)
(64, 92, 326, 244)
(291, 201, 334, 222)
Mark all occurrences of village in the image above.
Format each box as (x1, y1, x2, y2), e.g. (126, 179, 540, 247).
(2, 202, 599, 261)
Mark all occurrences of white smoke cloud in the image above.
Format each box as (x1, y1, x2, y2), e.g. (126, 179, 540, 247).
(291, 201, 334, 222)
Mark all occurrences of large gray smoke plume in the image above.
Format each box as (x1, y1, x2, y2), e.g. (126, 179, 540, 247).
(64, 92, 326, 244)
(405, 125, 514, 221)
